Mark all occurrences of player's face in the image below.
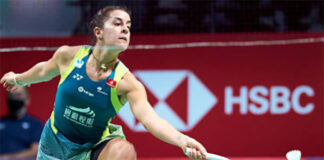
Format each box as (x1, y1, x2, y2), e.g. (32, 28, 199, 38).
(101, 10, 131, 51)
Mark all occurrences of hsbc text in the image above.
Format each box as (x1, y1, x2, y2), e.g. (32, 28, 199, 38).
(225, 85, 314, 115)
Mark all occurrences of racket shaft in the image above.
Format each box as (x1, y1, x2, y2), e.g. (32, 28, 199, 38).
(185, 148, 229, 160)
(206, 153, 230, 160)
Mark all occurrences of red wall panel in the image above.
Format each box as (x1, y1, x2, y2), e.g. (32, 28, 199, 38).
(0, 33, 323, 158)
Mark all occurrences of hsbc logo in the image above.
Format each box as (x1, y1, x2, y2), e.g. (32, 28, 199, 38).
(118, 70, 217, 132)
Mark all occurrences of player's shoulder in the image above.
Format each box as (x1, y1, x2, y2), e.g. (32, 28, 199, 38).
(118, 72, 145, 94)
(55, 45, 82, 58)
(53, 45, 82, 65)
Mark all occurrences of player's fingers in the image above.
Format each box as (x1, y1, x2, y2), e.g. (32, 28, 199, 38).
(0, 74, 8, 84)
(1, 72, 14, 84)
(6, 85, 14, 92)
(196, 149, 203, 160)
(187, 148, 196, 160)
(1, 76, 8, 85)
(192, 148, 198, 160)
(6, 83, 18, 92)
(3, 81, 8, 88)
(201, 152, 209, 160)
(188, 148, 193, 158)
(195, 142, 208, 158)
(195, 150, 203, 160)
(10, 86, 18, 92)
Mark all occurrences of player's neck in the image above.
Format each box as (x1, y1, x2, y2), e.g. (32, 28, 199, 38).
(91, 47, 118, 71)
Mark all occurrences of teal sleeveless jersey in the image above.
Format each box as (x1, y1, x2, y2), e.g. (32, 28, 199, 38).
(51, 46, 128, 144)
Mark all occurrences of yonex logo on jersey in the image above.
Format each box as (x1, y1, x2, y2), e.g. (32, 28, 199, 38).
(78, 86, 94, 97)
(118, 70, 217, 132)
(73, 73, 83, 81)
(74, 59, 84, 68)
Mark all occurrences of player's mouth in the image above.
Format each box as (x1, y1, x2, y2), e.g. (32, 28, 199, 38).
(118, 37, 127, 41)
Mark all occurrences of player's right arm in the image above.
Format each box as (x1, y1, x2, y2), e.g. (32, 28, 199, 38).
(1, 45, 77, 92)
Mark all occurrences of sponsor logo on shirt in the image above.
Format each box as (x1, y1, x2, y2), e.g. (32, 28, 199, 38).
(106, 78, 116, 88)
(78, 86, 94, 97)
(63, 105, 95, 127)
(74, 59, 84, 68)
(97, 86, 108, 95)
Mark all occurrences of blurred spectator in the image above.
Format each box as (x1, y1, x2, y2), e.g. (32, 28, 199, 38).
(70, 0, 146, 35)
(0, 0, 322, 36)
(301, 5, 324, 32)
(259, 0, 287, 32)
(0, 87, 43, 158)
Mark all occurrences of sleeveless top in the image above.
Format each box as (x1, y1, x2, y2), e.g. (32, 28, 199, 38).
(50, 46, 128, 144)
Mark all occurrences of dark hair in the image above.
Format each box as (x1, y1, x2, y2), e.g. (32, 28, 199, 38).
(89, 6, 131, 45)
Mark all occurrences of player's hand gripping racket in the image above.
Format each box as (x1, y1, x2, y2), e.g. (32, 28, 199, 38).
(185, 148, 230, 160)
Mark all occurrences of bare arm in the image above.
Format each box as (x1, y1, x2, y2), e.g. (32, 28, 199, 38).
(123, 74, 208, 159)
(1, 45, 73, 92)
(0, 143, 38, 158)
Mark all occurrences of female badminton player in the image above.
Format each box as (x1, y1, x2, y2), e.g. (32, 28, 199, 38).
(1, 6, 209, 160)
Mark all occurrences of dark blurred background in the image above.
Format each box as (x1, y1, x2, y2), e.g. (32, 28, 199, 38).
(0, 0, 323, 37)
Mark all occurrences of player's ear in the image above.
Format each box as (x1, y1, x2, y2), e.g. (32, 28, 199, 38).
(94, 27, 103, 41)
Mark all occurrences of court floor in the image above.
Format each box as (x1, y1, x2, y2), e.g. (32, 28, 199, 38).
(138, 157, 324, 160)
(1, 157, 324, 160)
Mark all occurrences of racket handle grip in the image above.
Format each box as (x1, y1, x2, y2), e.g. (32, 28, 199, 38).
(185, 148, 230, 160)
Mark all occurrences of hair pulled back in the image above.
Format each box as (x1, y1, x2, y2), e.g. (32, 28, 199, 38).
(89, 6, 131, 45)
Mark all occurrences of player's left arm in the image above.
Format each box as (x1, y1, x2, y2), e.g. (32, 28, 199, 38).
(122, 73, 208, 160)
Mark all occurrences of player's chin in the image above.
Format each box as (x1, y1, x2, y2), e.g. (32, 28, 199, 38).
(118, 44, 129, 51)
(109, 44, 128, 52)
